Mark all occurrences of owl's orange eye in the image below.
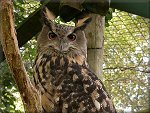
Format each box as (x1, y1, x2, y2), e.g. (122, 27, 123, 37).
(48, 32, 57, 39)
(68, 34, 76, 41)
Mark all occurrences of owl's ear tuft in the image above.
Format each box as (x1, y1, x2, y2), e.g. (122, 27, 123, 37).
(41, 6, 56, 29)
(42, 6, 56, 21)
(75, 17, 92, 31)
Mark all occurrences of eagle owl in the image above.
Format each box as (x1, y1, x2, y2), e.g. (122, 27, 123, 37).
(33, 7, 117, 113)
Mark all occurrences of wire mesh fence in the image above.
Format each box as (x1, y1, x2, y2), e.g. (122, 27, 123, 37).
(104, 10, 149, 112)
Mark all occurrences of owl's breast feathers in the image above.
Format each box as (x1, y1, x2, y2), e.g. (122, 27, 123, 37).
(33, 52, 117, 113)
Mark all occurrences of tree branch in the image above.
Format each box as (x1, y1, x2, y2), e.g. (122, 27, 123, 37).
(103, 60, 150, 73)
(103, 66, 150, 73)
(0, 0, 41, 112)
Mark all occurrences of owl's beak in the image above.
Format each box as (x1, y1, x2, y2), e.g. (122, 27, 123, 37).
(60, 41, 64, 51)
(59, 39, 67, 52)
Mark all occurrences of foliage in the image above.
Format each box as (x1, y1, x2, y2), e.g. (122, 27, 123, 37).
(105, 8, 115, 27)
(0, 62, 23, 113)
(20, 38, 37, 77)
(13, 0, 40, 26)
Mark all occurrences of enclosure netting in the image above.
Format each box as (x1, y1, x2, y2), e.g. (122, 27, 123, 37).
(104, 10, 149, 112)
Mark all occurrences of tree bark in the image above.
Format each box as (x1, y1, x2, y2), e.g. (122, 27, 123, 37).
(0, 0, 42, 112)
(85, 14, 104, 80)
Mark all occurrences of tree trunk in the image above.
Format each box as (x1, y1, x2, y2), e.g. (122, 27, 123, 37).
(85, 14, 104, 80)
(0, 0, 42, 112)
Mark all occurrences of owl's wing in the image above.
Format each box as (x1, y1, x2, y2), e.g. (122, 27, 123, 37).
(69, 63, 117, 113)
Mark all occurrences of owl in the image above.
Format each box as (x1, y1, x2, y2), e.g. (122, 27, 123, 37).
(33, 6, 117, 113)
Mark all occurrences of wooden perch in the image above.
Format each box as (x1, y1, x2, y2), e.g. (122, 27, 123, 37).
(0, 0, 41, 112)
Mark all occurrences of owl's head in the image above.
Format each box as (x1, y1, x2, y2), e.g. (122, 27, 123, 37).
(37, 7, 91, 58)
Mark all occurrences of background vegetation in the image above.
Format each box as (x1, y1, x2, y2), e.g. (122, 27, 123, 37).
(0, 1, 149, 113)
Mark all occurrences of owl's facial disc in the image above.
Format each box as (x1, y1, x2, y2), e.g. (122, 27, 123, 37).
(48, 30, 76, 53)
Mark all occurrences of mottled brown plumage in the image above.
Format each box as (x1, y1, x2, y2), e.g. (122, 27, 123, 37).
(33, 7, 117, 113)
